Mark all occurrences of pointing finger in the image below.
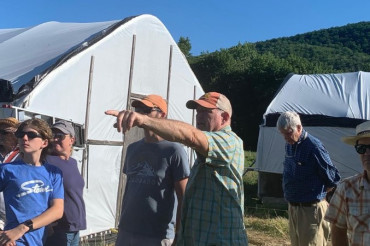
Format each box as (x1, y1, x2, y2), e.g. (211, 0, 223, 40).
(105, 110, 124, 132)
(116, 110, 126, 133)
(105, 110, 119, 117)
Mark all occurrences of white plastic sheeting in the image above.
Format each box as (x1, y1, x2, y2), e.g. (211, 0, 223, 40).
(264, 72, 370, 119)
(0, 20, 117, 92)
(257, 71, 369, 178)
(0, 15, 204, 236)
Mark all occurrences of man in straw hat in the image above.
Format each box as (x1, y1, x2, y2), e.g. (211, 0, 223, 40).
(277, 111, 340, 246)
(112, 95, 190, 246)
(325, 121, 370, 246)
(106, 92, 248, 245)
(0, 117, 20, 230)
(0, 117, 20, 164)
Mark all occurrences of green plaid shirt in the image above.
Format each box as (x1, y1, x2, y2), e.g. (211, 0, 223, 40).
(177, 126, 248, 246)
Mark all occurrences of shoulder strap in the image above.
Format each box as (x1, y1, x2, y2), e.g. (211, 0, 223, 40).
(4, 149, 20, 163)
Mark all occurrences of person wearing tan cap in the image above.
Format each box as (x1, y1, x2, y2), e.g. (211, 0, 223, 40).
(106, 92, 247, 246)
(0, 117, 20, 164)
(113, 95, 190, 246)
(325, 121, 370, 246)
(44, 120, 86, 246)
(0, 117, 21, 230)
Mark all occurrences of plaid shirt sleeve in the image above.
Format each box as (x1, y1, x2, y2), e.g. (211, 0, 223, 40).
(325, 173, 370, 246)
(325, 181, 348, 229)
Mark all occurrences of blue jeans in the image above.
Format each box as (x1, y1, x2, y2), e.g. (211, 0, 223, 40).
(45, 230, 80, 246)
(115, 230, 174, 246)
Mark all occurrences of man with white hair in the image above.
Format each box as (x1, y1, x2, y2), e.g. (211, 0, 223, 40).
(277, 111, 340, 246)
(325, 120, 370, 246)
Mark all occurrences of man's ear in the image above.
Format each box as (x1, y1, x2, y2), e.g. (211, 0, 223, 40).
(296, 124, 302, 133)
(160, 112, 167, 119)
(221, 111, 230, 124)
(70, 136, 76, 145)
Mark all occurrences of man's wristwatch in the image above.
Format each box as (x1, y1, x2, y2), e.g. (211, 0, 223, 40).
(22, 219, 34, 232)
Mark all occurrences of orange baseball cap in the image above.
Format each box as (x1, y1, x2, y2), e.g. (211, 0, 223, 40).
(186, 92, 232, 116)
(131, 94, 168, 115)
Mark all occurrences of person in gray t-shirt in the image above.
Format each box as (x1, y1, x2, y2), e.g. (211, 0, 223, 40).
(115, 95, 190, 246)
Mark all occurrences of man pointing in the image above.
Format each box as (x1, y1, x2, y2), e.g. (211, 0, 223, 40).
(106, 92, 248, 246)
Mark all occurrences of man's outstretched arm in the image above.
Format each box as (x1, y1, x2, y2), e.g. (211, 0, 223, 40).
(105, 110, 209, 156)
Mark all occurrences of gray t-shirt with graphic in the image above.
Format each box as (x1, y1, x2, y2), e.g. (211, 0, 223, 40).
(119, 139, 190, 239)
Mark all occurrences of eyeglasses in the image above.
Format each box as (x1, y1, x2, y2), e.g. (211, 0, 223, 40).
(134, 107, 162, 114)
(355, 144, 370, 154)
(0, 129, 11, 135)
(52, 132, 67, 140)
(15, 131, 43, 139)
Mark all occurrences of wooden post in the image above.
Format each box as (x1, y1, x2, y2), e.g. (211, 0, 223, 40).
(166, 45, 173, 116)
(115, 34, 137, 227)
(81, 55, 95, 188)
(126, 35, 136, 111)
(189, 85, 197, 167)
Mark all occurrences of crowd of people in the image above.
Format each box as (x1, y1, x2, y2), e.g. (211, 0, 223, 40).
(0, 118, 86, 246)
(0, 91, 368, 246)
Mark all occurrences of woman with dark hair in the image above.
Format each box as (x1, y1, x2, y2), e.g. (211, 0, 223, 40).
(0, 118, 64, 246)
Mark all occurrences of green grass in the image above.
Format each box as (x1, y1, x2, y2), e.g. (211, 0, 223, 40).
(243, 151, 260, 212)
(244, 150, 256, 168)
(245, 216, 289, 238)
(243, 151, 290, 242)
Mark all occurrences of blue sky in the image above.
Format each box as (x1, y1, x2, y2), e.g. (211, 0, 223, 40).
(1, 0, 369, 55)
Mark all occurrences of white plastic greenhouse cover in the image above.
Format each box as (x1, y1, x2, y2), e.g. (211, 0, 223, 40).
(265, 72, 370, 119)
(0, 14, 204, 236)
(256, 71, 369, 179)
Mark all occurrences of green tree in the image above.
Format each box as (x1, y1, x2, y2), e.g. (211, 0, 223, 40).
(187, 21, 370, 150)
(178, 36, 192, 57)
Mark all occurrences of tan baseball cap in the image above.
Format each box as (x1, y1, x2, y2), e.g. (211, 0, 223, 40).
(186, 92, 232, 116)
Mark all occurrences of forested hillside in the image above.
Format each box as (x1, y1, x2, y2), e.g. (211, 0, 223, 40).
(181, 21, 370, 150)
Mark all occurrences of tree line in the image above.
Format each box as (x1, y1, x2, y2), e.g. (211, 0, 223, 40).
(178, 21, 370, 150)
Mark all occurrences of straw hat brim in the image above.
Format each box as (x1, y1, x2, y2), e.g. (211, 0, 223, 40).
(0, 118, 19, 128)
(342, 133, 370, 145)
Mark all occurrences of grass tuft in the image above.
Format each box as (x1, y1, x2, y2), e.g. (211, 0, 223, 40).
(243, 151, 290, 244)
(245, 216, 289, 238)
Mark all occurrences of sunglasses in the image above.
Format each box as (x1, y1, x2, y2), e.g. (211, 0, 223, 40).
(0, 129, 11, 135)
(15, 131, 43, 139)
(134, 107, 162, 114)
(355, 144, 370, 154)
(52, 133, 67, 140)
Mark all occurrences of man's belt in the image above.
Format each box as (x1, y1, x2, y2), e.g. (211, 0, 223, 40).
(289, 200, 320, 207)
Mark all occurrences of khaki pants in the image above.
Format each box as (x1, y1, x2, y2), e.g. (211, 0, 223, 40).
(288, 200, 330, 246)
